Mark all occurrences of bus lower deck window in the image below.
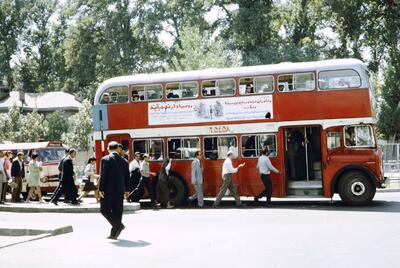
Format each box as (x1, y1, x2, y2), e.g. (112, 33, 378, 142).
(204, 136, 237, 159)
(168, 138, 199, 159)
(242, 134, 277, 158)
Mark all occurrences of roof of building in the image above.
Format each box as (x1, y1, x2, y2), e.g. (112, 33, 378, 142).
(0, 91, 82, 112)
(94, 58, 368, 105)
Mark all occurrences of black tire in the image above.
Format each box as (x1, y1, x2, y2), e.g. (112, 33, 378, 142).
(167, 176, 186, 206)
(338, 171, 376, 206)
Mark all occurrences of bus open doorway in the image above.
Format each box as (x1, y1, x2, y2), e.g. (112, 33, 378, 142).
(284, 126, 323, 196)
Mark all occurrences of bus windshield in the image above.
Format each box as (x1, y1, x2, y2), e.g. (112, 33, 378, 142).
(36, 148, 65, 163)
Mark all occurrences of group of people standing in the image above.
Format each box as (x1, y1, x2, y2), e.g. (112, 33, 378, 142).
(0, 150, 46, 204)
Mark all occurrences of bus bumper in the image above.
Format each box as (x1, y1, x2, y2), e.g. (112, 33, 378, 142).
(379, 177, 387, 188)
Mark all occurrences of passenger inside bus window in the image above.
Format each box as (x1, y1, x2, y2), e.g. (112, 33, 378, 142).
(101, 86, 128, 104)
(278, 75, 293, 91)
(203, 79, 235, 97)
(239, 78, 253, 95)
(168, 139, 182, 159)
(181, 82, 198, 98)
(149, 140, 163, 160)
(345, 127, 356, 146)
(146, 84, 163, 100)
(131, 90, 140, 101)
(242, 136, 256, 157)
(258, 134, 277, 157)
(166, 83, 180, 99)
(101, 93, 110, 104)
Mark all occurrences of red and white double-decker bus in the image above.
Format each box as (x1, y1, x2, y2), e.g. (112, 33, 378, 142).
(92, 58, 386, 206)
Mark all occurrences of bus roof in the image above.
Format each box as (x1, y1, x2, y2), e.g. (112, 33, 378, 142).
(0, 141, 65, 151)
(94, 58, 366, 105)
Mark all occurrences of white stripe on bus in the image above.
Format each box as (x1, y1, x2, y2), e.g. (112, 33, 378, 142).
(93, 117, 374, 140)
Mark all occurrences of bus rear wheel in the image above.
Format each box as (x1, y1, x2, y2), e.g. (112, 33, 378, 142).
(338, 171, 376, 206)
(168, 176, 186, 206)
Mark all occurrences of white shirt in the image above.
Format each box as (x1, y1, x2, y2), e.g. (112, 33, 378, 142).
(257, 155, 279, 175)
(129, 159, 140, 173)
(222, 158, 238, 177)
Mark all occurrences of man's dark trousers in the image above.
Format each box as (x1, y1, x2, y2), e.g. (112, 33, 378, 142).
(100, 193, 124, 228)
(256, 174, 273, 203)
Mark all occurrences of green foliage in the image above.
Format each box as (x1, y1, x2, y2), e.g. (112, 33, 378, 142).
(169, 25, 241, 71)
(45, 110, 69, 141)
(61, 100, 93, 151)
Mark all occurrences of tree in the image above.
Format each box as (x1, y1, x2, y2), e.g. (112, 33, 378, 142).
(19, 111, 49, 142)
(216, 0, 280, 65)
(0, 0, 24, 88)
(62, 100, 93, 151)
(377, 1, 400, 140)
(45, 110, 69, 141)
(168, 25, 241, 71)
(15, 0, 57, 92)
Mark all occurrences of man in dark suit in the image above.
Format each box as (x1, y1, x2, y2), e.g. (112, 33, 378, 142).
(99, 141, 129, 240)
(11, 151, 25, 202)
(51, 148, 79, 205)
(50, 148, 69, 203)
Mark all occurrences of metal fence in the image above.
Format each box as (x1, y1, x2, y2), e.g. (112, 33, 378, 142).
(381, 143, 400, 174)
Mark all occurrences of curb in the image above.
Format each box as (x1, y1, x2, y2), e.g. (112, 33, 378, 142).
(0, 226, 73, 250)
(0, 202, 140, 213)
(0, 225, 73, 237)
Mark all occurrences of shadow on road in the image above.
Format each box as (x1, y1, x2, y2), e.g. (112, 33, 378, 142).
(110, 239, 151, 248)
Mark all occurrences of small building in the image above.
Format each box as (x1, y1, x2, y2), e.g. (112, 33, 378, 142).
(0, 90, 82, 115)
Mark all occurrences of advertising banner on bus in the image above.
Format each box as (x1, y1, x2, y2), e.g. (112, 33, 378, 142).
(148, 95, 273, 125)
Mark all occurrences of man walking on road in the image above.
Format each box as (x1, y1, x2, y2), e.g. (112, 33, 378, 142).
(212, 151, 245, 208)
(189, 151, 204, 207)
(99, 141, 129, 240)
(51, 148, 79, 205)
(255, 147, 280, 207)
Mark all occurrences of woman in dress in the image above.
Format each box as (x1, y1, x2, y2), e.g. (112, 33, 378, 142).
(26, 153, 43, 203)
(78, 157, 100, 202)
(157, 159, 174, 209)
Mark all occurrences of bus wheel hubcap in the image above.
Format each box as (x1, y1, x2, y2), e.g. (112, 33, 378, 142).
(351, 181, 366, 196)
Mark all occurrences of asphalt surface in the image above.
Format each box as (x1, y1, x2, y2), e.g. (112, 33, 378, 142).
(1, 192, 400, 268)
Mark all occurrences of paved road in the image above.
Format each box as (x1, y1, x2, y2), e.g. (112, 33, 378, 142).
(1, 192, 400, 268)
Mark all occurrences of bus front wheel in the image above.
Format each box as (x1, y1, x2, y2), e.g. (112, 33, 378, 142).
(338, 171, 376, 206)
(168, 176, 186, 206)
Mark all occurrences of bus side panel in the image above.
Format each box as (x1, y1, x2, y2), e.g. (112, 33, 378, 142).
(238, 157, 284, 198)
(107, 103, 148, 130)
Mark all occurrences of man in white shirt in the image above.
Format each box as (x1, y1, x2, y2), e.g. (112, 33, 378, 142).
(212, 151, 245, 208)
(256, 147, 280, 207)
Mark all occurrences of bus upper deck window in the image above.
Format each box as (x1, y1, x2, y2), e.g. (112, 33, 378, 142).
(240, 76, 273, 95)
(146, 84, 163, 100)
(278, 73, 314, 92)
(202, 79, 235, 97)
(131, 84, 162, 101)
(319, 69, 361, 90)
(167, 82, 198, 99)
(100, 86, 128, 104)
